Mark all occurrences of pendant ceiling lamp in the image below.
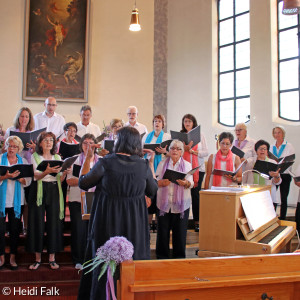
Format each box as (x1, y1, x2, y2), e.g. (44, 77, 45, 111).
(129, 0, 141, 31)
(282, 0, 300, 15)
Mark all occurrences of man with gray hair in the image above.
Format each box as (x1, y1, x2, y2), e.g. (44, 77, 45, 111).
(76, 105, 101, 138)
(124, 106, 148, 135)
(34, 97, 65, 138)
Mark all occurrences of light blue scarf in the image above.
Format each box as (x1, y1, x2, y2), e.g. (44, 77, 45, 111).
(144, 130, 164, 171)
(272, 141, 287, 158)
(0, 153, 23, 218)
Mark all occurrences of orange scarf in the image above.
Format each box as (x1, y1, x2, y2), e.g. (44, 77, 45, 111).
(213, 149, 233, 186)
(183, 144, 199, 187)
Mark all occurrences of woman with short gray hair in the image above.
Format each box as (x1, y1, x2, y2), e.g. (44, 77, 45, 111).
(155, 139, 194, 259)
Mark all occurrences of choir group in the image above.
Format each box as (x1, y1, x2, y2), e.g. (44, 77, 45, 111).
(0, 96, 299, 276)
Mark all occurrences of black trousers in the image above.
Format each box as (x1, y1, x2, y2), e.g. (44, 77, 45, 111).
(156, 208, 189, 259)
(69, 201, 88, 265)
(191, 171, 205, 222)
(27, 181, 63, 254)
(278, 174, 292, 220)
(296, 202, 300, 234)
(0, 207, 23, 255)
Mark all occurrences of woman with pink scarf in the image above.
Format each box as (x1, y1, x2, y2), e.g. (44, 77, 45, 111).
(205, 132, 242, 189)
(155, 139, 194, 259)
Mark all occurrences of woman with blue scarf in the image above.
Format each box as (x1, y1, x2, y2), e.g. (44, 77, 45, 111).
(0, 136, 31, 270)
(142, 115, 171, 232)
(270, 126, 295, 220)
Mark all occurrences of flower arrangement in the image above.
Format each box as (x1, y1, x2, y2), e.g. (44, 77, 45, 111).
(82, 236, 134, 300)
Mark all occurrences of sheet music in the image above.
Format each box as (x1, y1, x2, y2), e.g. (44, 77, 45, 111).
(240, 190, 276, 231)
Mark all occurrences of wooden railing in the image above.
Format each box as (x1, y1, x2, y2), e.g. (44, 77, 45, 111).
(118, 254, 300, 299)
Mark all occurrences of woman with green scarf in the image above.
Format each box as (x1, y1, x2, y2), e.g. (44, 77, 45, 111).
(243, 140, 281, 207)
(27, 132, 68, 270)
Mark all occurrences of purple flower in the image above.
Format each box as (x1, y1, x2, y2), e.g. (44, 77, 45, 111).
(96, 236, 134, 264)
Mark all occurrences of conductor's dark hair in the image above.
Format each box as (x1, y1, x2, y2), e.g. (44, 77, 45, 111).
(219, 132, 234, 144)
(114, 127, 143, 157)
(35, 131, 57, 155)
(63, 122, 77, 132)
(181, 114, 198, 133)
(255, 139, 270, 152)
(79, 133, 97, 153)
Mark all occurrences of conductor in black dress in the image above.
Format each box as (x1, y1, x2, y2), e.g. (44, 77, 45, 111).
(77, 126, 158, 300)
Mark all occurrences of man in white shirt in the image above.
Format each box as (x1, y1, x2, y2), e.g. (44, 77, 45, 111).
(34, 97, 65, 138)
(124, 106, 148, 135)
(76, 105, 101, 138)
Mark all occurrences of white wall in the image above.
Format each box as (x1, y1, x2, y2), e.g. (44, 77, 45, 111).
(167, 0, 300, 206)
(0, 0, 154, 130)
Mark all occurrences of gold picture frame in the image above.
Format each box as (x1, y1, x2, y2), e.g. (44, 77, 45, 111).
(23, 0, 90, 102)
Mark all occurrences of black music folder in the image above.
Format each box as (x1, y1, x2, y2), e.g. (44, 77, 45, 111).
(0, 164, 34, 179)
(253, 160, 294, 177)
(104, 140, 115, 153)
(10, 127, 46, 150)
(72, 164, 81, 178)
(37, 155, 78, 176)
(231, 145, 245, 158)
(143, 140, 172, 154)
(212, 160, 246, 177)
(268, 152, 295, 163)
(59, 141, 80, 159)
(288, 171, 300, 183)
(163, 166, 200, 185)
(96, 133, 107, 143)
(170, 125, 201, 146)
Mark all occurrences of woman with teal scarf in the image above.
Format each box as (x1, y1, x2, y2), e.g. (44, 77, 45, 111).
(270, 126, 295, 220)
(243, 140, 281, 205)
(0, 136, 31, 270)
(142, 115, 171, 231)
(27, 132, 69, 270)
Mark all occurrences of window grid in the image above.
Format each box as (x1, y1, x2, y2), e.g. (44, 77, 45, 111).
(277, 0, 300, 121)
(218, 0, 250, 127)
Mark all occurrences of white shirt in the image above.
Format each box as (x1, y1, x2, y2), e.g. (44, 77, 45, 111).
(76, 121, 101, 138)
(233, 135, 256, 160)
(67, 155, 100, 203)
(156, 157, 193, 213)
(294, 164, 300, 203)
(34, 111, 65, 138)
(270, 140, 295, 174)
(124, 121, 148, 135)
(0, 155, 31, 207)
(244, 157, 282, 203)
(32, 154, 61, 182)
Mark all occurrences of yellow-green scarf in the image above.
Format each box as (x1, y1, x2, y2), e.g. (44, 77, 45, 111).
(33, 152, 64, 220)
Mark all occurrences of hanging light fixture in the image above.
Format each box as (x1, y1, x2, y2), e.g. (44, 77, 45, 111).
(129, 0, 141, 31)
(282, 0, 300, 15)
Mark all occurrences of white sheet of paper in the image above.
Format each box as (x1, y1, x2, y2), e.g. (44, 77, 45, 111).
(240, 190, 277, 231)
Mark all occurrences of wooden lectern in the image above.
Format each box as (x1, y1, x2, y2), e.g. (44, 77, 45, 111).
(198, 186, 296, 256)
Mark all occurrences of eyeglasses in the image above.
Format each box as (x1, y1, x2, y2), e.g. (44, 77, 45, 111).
(220, 142, 231, 146)
(46, 104, 57, 107)
(82, 141, 95, 145)
(170, 147, 182, 151)
(258, 147, 268, 151)
(112, 125, 122, 129)
(43, 138, 54, 143)
(8, 145, 18, 149)
(67, 129, 77, 133)
(235, 129, 244, 132)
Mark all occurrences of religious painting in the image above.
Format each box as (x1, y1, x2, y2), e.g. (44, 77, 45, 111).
(23, 0, 90, 102)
